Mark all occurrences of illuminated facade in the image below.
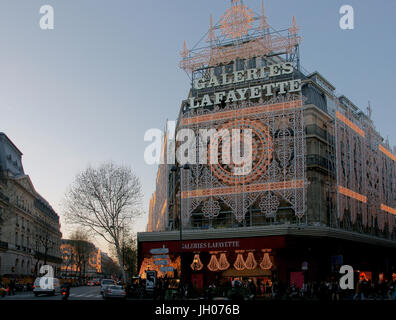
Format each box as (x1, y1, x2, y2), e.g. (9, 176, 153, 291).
(60, 239, 102, 278)
(139, 1, 396, 288)
(147, 129, 169, 232)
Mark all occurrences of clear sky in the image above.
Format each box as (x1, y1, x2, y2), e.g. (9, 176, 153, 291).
(1, 0, 395, 252)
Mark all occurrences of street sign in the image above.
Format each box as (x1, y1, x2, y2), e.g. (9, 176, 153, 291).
(153, 254, 169, 260)
(154, 259, 169, 266)
(150, 247, 169, 254)
(160, 267, 174, 272)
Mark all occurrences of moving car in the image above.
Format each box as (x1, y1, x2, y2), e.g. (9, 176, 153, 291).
(33, 277, 61, 296)
(100, 279, 115, 295)
(102, 285, 126, 300)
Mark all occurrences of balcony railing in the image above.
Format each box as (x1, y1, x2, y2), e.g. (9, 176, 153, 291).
(306, 154, 335, 173)
(305, 124, 334, 143)
(0, 241, 8, 250)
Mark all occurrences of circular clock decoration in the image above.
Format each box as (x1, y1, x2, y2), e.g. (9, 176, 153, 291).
(208, 119, 273, 185)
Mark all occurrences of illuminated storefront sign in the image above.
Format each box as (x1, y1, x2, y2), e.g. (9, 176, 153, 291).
(182, 240, 240, 250)
(140, 236, 286, 253)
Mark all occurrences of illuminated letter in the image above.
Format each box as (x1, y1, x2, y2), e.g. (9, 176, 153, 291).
(282, 62, 294, 75)
(276, 81, 287, 94)
(246, 68, 259, 81)
(194, 78, 205, 90)
(208, 76, 219, 88)
(225, 90, 238, 103)
(214, 92, 226, 105)
(189, 97, 200, 109)
(234, 71, 245, 83)
(236, 88, 249, 101)
(250, 86, 262, 99)
(269, 64, 281, 77)
(262, 83, 276, 96)
(222, 73, 233, 85)
(201, 94, 213, 107)
(289, 79, 302, 93)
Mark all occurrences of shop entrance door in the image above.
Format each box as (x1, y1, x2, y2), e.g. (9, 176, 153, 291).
(191, 274, 203, 289)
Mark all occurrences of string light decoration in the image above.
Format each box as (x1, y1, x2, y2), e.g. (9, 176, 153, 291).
(139, 256, 181, 279)
(244, 252, 257, 270)
(190, 253, 204, 271)
(207, 253, 220, 271)
(219, 0, 254, 39)
(218, 253, 230, 271)
(260, 249, 273, 270)
(233, 250, 246, 271)
(179, 2, 302, 73)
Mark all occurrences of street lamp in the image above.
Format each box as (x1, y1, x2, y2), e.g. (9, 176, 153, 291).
(171, 163, 190, 296)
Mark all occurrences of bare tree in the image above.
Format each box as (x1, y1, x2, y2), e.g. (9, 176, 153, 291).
(33, 224, 55, 276)
(69, 229, 92, 281)
(110, 227, 138, 279)
(63, 162, 142, 283)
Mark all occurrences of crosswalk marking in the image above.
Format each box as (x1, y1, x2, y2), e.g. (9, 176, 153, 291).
(3, 290, 103, 299)
(70, 293, 102, 298)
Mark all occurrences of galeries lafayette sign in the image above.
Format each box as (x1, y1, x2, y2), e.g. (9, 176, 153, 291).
(140, 236, 286, 253)
(182, 240, 240, 250)
(189, 62, 301, 109)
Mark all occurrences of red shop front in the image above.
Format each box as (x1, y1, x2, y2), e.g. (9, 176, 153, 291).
(138, 235, 286, 288)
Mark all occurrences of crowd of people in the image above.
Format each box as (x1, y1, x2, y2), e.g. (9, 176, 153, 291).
(0, 279, 34, 296)
(211, 276, 396, 300)
(140, 274, 396, 300)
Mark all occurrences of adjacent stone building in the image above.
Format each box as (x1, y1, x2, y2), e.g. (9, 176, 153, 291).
(0, 132, 62, 279)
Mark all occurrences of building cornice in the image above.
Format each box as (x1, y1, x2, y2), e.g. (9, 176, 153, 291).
(137, 225, 396, 249)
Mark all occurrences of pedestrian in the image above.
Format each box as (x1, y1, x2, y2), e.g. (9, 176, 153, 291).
(9, 280, 15, 296)
(353, 276, 364, 300)
(331, 280, 340, 301)
(248, 280, 256, 300)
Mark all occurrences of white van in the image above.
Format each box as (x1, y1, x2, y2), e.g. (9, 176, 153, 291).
(100, 279, 115, 295)
(33, 277, 61, 296)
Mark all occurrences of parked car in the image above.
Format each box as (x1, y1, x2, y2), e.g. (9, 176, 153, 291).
(87, 280, 95, 286)
(33, 277, 61, 296)
(100, 279, 115, 295)
(103, 285, 126, 300)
